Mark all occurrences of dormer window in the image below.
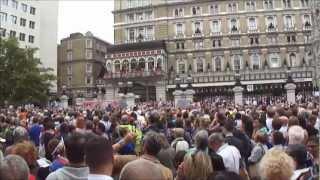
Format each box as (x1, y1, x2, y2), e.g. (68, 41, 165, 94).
(192, 6, 201, 15)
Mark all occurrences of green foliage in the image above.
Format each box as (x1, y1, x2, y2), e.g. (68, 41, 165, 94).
(0, 38, 56, 105)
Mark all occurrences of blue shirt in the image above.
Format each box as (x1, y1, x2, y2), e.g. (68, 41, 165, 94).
(29, 124, 42, 146)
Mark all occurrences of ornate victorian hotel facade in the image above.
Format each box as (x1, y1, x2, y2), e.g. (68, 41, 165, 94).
(103, 0, 318, 101)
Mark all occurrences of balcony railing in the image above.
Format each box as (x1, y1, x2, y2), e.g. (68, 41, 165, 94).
(284, 26, 295, 32)
(168, 66, 313, 85)
(303, 25, 312, 31)
(104, 70, 165, 80)
(210, 31, 222, 36)
(192, 32, 203, 37)
(266, 27, 277, 33)
(248, 28, 258, 33)
(175, 32, 185, 39)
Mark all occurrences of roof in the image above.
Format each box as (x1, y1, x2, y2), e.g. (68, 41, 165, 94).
(107, 40, 166, 54)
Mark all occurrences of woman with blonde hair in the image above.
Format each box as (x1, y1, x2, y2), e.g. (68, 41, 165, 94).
(259, 149, 295, 180)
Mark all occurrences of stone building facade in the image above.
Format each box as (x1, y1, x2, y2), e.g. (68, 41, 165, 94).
(107, 0, 316, 101)
(57, 32, 110, 100)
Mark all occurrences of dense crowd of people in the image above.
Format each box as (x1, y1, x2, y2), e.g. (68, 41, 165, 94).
(0, 99, 319, 180)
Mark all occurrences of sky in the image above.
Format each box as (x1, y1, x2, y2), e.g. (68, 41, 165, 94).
(58, 0, 114, 44)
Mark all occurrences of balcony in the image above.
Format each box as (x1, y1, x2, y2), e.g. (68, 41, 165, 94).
(284, 26, 295, 32)
(210, 31, 222, 36)
(230, 26, 240, 34)
(167, 66, 313, 85)
(303, 22, 312, 31)
(104, 70, 165, 80)
(248, 28, 258, 34)
(192, 32, 203, 38)
(175, 32, 185, 39)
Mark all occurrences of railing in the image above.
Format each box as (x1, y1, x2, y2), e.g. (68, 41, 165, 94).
(266, 27, 277, 33)
(175, 33, 185, 39)
(168, 67, 314, 85)
(284, 26, 295, 32)
(192, 33, 203, 37)
(104, 70, 165, 79)
(303, 25, 312, 31)
(210, 31, 222, 36)
(248, 28, 258, 33)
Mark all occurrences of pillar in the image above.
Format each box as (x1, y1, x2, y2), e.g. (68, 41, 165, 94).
(172, 89, 184, 108)
(233, 86, 244, 106)
(185, 89, 195, 103)
(60, 95, 68, 109)
(285, 83, 297, 104)
(156, 81, 166, 101)
(105, 84, 115, 102)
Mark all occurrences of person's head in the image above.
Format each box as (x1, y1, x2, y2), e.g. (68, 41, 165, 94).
(158, 133, 170, 149)
(76, 116, 86, 130)
(85, 135, 113, 175)
(86, 121, 94, 131)
(11, 141, 38, 168)
(194, 130, 208, 151)
(0, 155, 29, 180)
(267, 107, 276, 119)
(47, 138, 65, 161)
(259, 149, 295, 180)
(241, 115, 253, 137)
(223, 120, 235, 134)
(286, 144, 308, 170)
(142, 131, 161, 156)
(64, 132, 87, 164)
(173, 128, 184, 138)
(288, 125, 305, 145)
(210, 152, 225, 172)
(208, 171, 242, 180)
(288, 116, 299, 127)
(272, 131, 286, 146)
(13, 126, 29, 143)
(208, 133, 225, 152)
(306, 136, 319, 160)
(254, 130, 268, 144)
(95, 122, 106, 136)
(174, 150, 186, 169)
(183, 150, 213, 180)
(235, 112, 241, 120)
(148, 111, 160, 124)
(272, 116, 283, 131)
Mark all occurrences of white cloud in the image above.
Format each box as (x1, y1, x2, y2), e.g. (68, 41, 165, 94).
(58, 0, 114, 44)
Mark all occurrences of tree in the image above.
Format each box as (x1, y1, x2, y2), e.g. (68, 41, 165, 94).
(0, 38, 55, 105)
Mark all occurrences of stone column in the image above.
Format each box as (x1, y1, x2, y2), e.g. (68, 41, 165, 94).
(185, 89, 195, 104)
(105, 84, 115, 101)
(60, 95, 68, 109)
(172, 90, 184, 108)
(233, 86, 244, 106)
(156, 81, 166, 101)
(285, 83, 297, 104)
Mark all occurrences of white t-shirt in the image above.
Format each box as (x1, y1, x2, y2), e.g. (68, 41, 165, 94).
(217, 143, 241, 174)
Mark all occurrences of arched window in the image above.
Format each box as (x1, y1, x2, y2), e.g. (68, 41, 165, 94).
(269, 53, 280, 68)
(106, 62, 112, 72)
(114, 60, 121, 72)
(157, 58, 162, 70)
(122, 60, 129, 72)
(131, 59, 137, 71)
(289, 53, 296, 67)
(251, 54, 260, 70)
(233, 55, 241, 71)
(138, 58, 145, 71)
(214, 57, 222, 72)
(148, 57, 154, 71)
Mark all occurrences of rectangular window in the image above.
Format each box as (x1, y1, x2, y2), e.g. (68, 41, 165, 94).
(29, 21, 35, 29)
(67, 65, 72, 75)
(301, 0, 309, 7)
(19, 33, 25, 41)
(1, 0, 8, 6)
(86, 50, 93, 59)
(30, 7, 36, 15)
(67, 51, 72, 61)
(86, 63, 92, 73)
(9, 30, 16, 38)
(176, 23, 183, 36)
(12, 0, 18, 9)
(304, 34, 310, 43)
(129, 29, 135, 41)
(248, 17, 257, 31)
(127, 13, 134, 22)
(28, 35, 34, 43)
(285, 15, 294, 30)
(0, 12, 7, 23)
(20, 18, 26, 26)
(283, 0, 291, 8)
(145, 11, 152, 20)
(10, 15, 17, 24)
(86, 76, 92, 85)
(194, 40, 203, 49)
(145, 26, 153, 40)
(86, 39, 93, 48)
(209, 4, 219, 14)
(0, 28, 6, 37)
(246, 0, 256, 11)
(21, 3, 28, 12)
(136, 12, 143, 21)
(67, 40, 72, 49)
(212, 20, 220, 33)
